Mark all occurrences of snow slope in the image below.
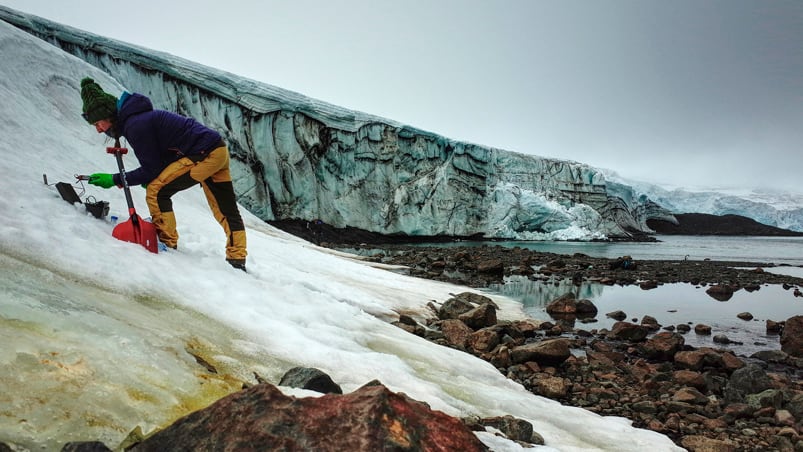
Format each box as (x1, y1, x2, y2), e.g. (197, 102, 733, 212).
(0, 19, 681, 451)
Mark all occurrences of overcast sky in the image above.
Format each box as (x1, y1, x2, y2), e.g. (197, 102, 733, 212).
(3, 0, 802, 192)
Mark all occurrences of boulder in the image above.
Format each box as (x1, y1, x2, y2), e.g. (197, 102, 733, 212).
(458, 303, 498, 330)
(639, 332, 685, 361)
(480, 415, 536, 443)
(723, 364, 772, 403)
(129, 383, 488, 452)
(608, 322, 649, 342)
(780, 315, 803, 357)
(545, 293, 598, 317)
(640, 315, 661, 332)
(674, 349, 723, 371)
(705, 284, 735, 301)
(61, 443, 112, 452)
(737, 312, 753, 321)
(440, 319, 474, 349)
(510, 339, 572, 366)
(766, 319, 783, 334)
(606, 310, 627, 321)
(694, 324, 712, 335)
(438, 297, 475, 320)
(534, 376, 570, 399)
(279, 367, 343, 394)
(476, 258, 504, 274)
(468, 328, 501, 353)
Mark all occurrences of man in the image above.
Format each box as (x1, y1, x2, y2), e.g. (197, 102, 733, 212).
(80, 77, 248, 271)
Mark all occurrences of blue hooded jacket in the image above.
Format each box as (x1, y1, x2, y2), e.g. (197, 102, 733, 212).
(112, 92, 223, 187)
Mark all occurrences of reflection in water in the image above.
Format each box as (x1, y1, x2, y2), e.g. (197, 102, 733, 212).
(484, 275, 802, 356)
(487, 275, 603, 309)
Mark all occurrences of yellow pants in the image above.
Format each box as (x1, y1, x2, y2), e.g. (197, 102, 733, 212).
(145, 146, 247, 261)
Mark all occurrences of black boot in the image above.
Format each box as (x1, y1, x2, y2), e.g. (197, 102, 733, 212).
(227, 259, 247, 272)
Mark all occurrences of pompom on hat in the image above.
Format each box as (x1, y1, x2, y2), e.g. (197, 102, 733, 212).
(80, 77, 117, 124)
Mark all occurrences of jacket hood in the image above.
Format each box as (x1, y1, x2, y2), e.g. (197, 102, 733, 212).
(117, 93, 153, 126)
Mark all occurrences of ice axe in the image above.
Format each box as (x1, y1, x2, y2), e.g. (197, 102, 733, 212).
(107, 139, 159, 253)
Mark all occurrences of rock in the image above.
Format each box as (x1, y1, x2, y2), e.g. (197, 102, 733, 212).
(534, 376, 569, 399)
(454, 292, 498, 308)
(510, 338, 571, 366)
(676, 324, 691, 334)
(673, 370, 706, 389)
(476, 258, 504, 275)
(575, 299, 598, 316)
(774, 409, 796, 427)
(680, 435, 737, 451)
(639, 332, 685, 361)
(674, 349, 722, 371)
(694, 324, 712, 335)
(608, 322, 649, 342)
(750, 349, 788, 363)
(766, 319, 783, 334)
(780, 315, 803, 357)
(723, 364, 772, 403)
(440, 319, 474, 349)
(61, 443, 112, 452)
(631, 401, 657, 414)
(705, 284, 735, 301)
(744, 389, 784, 410)
(640, 280, 658, 290)
(672, 387, 709, 405)
(640, 315, 661, 331)
(480, 415, 535, 443)
(393, 315, 426, 336)
(438, 297, 475, 320)
(458, 303, 498, 330)
(545, 293, 598, 317)
(718, 352, 745, 372)
(468, 328, 500, 353)
(713, 334, 732, 344)
(785, 392, 803, 419)
(606, 310, 627, 321)
(129, 383, 487, 452)
(279, 367, 343, 394)
(737, 312, 754, 321)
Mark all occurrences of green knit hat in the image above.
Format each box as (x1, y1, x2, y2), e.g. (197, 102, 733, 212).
(80, 77, 117, 124)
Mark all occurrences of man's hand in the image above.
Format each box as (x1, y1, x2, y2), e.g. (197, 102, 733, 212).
(88, 173, 115, 189)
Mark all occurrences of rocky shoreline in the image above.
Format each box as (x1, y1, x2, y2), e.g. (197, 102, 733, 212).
(331, 241, 803, 451)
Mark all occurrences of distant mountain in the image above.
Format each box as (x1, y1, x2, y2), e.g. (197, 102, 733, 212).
(603, 171, 803, 233)
(648, 213, 803, 236)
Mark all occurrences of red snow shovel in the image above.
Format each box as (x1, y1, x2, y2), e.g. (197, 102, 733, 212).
(107, 140, 159, 253)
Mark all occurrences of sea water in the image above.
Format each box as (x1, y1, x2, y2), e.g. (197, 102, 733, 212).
(417, 235, 803, 267)
(404, 236, 803, 356)
(476, 236, 803, 356)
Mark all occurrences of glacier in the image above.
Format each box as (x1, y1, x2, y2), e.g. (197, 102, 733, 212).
(0, 5, 679, 241)
(0, 15, 685, 451)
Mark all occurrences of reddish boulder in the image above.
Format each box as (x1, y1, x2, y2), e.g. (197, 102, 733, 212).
(459, 303, 498, 330)
(441, 319, 473, 349)
(639, 332, 685, 361)
(130, 382, 488, 452)
(608, 322, 649, 342)
(780, 315, 803, 357)
(545, 293, 598, 317)
(510, 339, 572, 366)
(705, 284, 736, 301)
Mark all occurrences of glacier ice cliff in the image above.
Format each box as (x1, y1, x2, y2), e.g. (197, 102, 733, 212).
(0, 6, 675, 240)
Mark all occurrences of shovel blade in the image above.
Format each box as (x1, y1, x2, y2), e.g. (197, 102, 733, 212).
(112, 214, 159, 254)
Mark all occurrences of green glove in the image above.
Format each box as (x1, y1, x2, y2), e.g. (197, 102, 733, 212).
(88, 173, 115, 189)
(141, 183, 148, 189)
